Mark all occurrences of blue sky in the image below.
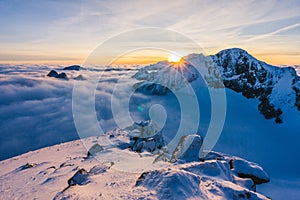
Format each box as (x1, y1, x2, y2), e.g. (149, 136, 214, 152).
(0, 0, 300, 65)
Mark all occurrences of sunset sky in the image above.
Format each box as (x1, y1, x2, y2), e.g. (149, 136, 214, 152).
(0, 0, 300, 65)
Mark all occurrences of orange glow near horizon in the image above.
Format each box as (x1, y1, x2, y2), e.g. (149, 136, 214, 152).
(0, 50, 298, 66)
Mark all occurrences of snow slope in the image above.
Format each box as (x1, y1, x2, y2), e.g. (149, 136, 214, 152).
(0, 128, 270, 200)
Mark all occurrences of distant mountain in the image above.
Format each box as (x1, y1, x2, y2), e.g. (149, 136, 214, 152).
(132, 60, 199, 95)
(132, 48, 300, 123)
(63, 65, 82, 71)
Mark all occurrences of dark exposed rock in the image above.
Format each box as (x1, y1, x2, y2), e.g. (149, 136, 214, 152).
(229, 159, 234, 169)
(293, 82, 300, 111)
(25, 162, 37, 168)
(119, 121, 166, 153)
(87, 144, 103, 157)
(68, 168, 89, 186)
(237, 172, 269, 185)
(130, 131, 165, 153)
(135, 171, 152, 187)
(19, 162, 37, 170)
(258, 97, 282, 122)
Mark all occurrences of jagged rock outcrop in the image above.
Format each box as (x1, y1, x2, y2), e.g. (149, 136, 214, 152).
(106, 121, 166, 153)
(211, 48, 297, 123)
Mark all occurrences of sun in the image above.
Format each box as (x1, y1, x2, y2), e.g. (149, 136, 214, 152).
(168, 53, 182, 63)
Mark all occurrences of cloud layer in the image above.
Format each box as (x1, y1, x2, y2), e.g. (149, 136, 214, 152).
(1, 63, 300, 181)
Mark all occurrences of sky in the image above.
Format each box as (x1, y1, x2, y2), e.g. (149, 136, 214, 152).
(0, 0, 300, 65)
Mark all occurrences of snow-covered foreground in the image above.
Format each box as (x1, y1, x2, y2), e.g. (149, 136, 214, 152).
(0, 129, 270, 200)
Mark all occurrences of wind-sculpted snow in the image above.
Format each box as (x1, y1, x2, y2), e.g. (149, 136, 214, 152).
(0, 129, 270, 199)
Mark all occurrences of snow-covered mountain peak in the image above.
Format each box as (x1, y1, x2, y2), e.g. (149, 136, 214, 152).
(215, 48, 253, 59)
(132, 48, 300, 123)
(211, 48, 300, 123)
(132, 58, 201, 95)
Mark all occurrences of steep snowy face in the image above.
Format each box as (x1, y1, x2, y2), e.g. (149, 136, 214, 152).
(211, 48, 300, 123)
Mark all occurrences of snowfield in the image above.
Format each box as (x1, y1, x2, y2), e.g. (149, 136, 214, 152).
(0, 129, 270, 200)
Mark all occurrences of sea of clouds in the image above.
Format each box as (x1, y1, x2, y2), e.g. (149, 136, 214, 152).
(0, 64, 183, 161)
(1, 64, 300, 182)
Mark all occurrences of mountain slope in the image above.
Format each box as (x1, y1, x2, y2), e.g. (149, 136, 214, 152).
(132, 48, 300, 123)
(211, 48, 300, 123)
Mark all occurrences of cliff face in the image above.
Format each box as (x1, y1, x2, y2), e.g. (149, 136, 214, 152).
(212, 48, 299, 123)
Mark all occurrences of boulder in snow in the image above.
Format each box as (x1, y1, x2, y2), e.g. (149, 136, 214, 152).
(87, 144, 104, 157)
(68, 168, 89, 186)
(171, 134, 203, 162)
(230, 158, 270, 184)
